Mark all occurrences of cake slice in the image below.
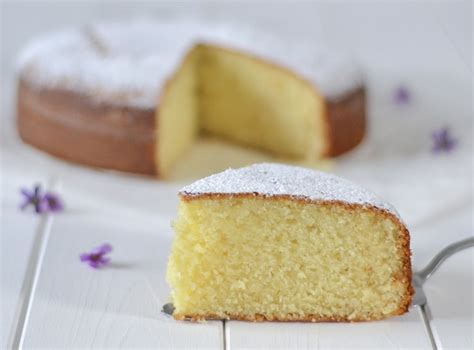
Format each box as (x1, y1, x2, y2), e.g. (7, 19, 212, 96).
(166, 163, 413, 321)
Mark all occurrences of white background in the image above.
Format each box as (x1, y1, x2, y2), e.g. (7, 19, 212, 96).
(1, 1, 472, 349)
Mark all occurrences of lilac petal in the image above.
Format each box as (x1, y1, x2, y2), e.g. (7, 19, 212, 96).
(19, 184, 66, 215)
(33, 185, 42, 198)
(88, 261, 100, 269)
(19, 199, 30, 210)
(35, 199, 48, 214)
(20, 188, 33, 199)
(431, 127, 457, 154)
(97, 243, 113, 255)
(50, 200, 64, 212)
(44, 193, 64, 212)
(81, 244, 112, 269)
(19, 188, 34, 210)
(79, 253, 91, 262)
(48, 205, 63, 213)
(393, 86, 410, 105)
(34, 203, 43, 214)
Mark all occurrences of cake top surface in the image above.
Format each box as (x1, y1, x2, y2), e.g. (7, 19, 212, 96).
(18, 19, 363, 108)
(180, 163, 400, 219)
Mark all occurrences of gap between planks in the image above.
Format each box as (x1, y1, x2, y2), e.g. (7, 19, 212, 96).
(420, 303, 442, 350)
(7, 178, 59, 350)
(223, 319, 228, 350)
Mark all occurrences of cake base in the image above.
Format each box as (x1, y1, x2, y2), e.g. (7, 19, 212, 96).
(17, 81, 365, 177)
(173, 310, 409, 322)
(17, 80, 156, 175)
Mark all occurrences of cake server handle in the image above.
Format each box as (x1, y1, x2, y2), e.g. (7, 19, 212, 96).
(414, 236, 474, 284)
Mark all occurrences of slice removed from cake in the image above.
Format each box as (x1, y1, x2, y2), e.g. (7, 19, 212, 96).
(155, 43, 364, 178)
(166, 163, 413, 321)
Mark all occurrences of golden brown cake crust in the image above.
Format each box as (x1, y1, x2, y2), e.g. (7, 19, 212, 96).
(17, 80, 157, 175)
(174, 311, 404, 323)
(176, 192, 413, 322)
(325, 88, 366, 157)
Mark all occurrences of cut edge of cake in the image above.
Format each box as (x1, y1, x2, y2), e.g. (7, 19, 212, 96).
(155, 43, 365, 178)
(172, 195, 413, 322)
(167, 163, 413, 322)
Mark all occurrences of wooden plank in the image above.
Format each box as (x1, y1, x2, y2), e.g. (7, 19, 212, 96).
(20, 213, 223, 349)
(227, 309, 430, 349)
(0, 159, 50, 348)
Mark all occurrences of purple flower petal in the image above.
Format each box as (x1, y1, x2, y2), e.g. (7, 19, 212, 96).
(393, 86, 410, 105)
(33, 184, 41, 197)
(20, 188, 33, 199)
(44, 193, 64, 212)
(88, 261, 100, 269)
(79, 253, 91, 262)
(97, 243, 113, 255)
(19, 198, 31, 210)
(80, 243, 112, 269)
(35, 199, 48, 214)
(20, 188, 35, 210)
(19, 184, 64, 215)
(431, 127, 457, 153)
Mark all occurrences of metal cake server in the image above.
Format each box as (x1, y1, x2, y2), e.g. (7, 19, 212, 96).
(411, 236, 474, 306)
(162, 237, 474, 316)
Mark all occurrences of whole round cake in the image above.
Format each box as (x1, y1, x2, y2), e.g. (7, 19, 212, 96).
(17, 20, 366, 177)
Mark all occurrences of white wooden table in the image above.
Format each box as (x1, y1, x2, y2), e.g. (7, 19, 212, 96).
(1, 2, 472, 349)
(1, 113, 472, 349)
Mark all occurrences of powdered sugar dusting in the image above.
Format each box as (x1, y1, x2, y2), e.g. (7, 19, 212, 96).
(18, 19, 363, 108)
(180, 163, 400, 218)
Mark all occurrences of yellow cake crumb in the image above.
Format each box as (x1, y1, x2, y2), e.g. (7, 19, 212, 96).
(167, 194, 412, 321)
